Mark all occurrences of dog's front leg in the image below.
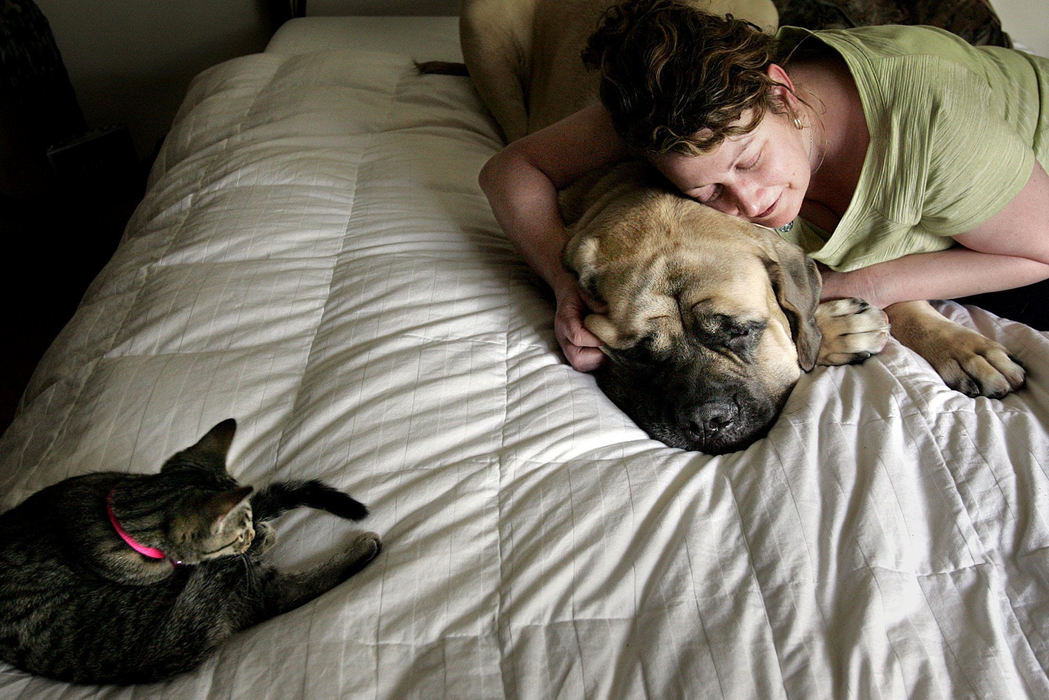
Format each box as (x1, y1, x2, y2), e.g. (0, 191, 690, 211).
(886, 300, 1026, 397)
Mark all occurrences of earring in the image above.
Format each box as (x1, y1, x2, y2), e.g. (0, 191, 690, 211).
(792, 115, 803, 129)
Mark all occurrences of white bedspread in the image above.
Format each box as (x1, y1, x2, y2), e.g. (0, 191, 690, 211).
(2, 17, 1048, 699)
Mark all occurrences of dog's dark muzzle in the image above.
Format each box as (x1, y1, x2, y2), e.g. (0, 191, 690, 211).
(674, 390, 779, 454)
(596, 346, 787, 454)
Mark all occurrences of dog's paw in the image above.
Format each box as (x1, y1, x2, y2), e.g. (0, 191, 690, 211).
(926, 331, 1025, 398)
(814, 298, 890, 366)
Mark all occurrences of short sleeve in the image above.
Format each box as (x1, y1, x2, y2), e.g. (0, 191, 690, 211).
(919, 59, 1035, 236)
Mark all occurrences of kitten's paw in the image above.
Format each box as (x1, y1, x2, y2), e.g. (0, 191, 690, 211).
(245, 521, 277, 556)
(335, 532, 383, 581)
(815, 298, 890, 366)
(350, 533, 383, 566)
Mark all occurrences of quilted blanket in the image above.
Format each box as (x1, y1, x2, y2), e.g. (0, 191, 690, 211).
(1, 17, 1047, 698)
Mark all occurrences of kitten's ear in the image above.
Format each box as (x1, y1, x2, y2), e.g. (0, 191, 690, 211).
(164, 419, 238, 473)
(192, 419, 238, 460)
(207, 486, 254, 531)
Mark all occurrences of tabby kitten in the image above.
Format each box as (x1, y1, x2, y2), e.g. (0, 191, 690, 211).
(0, 419, 382, 685)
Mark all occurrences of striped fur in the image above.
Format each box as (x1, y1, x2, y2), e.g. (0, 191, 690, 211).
(0, 420, 380, 685)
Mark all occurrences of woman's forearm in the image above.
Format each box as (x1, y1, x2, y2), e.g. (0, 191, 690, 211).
(820, 247, 1049, 308)
(478, 104, 628, 299)
(478, 150, 578, 296)
(478, 147, 607, 370)
(826, 163, 1049, 308)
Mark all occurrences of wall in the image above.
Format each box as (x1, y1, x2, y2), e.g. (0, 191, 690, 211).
(992, 0, 1049, 57)
(37, 0, 274, 161)
(35, 0, 463, 162)
(33, 0, 1046, 166)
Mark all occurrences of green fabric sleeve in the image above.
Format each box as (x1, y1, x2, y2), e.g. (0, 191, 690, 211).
(918, 59, 1036, 237)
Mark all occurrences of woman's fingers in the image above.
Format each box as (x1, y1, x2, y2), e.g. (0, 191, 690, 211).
(556, 288, 606, 371)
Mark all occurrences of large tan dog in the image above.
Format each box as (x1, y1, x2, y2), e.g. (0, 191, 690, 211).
(459, 0, 1025, 453)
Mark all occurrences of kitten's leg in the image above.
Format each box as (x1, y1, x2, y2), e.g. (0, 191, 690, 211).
(260, 532, 381, 618)
(251, 481, 368, 522)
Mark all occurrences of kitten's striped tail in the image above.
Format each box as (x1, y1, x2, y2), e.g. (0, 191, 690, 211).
(251, 480, 369, 523)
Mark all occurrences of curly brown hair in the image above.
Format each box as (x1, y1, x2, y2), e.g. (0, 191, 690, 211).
(582, 0, 787, 156)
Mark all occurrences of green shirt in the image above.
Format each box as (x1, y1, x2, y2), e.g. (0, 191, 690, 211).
(776, 25, 1049, 271)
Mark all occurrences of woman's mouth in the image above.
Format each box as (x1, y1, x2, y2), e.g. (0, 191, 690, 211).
(757, 197, 778, 221)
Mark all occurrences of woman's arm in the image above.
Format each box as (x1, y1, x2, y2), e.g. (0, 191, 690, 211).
(478, 103, 629, 371)
(821, 162, 1049, 308)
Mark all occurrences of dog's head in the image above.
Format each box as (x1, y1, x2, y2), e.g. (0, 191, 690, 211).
(562, 164, 822, 453)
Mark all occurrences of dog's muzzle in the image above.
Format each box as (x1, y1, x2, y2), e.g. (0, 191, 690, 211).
(596, 348, 787, 454)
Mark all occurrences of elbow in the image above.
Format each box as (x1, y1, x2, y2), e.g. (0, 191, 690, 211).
(478, 148, 510, 198)
(478, 152, 496, 196)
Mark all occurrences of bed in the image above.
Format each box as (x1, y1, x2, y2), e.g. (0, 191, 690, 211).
(2, 9, 1048, 698)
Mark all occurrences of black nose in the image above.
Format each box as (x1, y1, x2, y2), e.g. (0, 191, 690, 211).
(682, 399, 739, 444)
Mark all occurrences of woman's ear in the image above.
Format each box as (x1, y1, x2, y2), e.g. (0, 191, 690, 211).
(766, 63, 793, 88)
(766, 63, 798, 109)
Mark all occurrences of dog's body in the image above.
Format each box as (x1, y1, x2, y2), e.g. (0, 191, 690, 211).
(460, 0, 1025, 452)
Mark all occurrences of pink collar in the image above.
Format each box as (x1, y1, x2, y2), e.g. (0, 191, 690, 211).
(106, 491, 168, 561)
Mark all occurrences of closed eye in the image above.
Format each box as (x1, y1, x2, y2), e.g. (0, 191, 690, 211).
(693, 184, 721, 204)
(202, 536, 242, 555)
(724, 320, 767, 354)
(737, 151, 761, 171)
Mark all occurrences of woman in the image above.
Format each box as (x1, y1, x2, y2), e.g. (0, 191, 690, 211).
(478, 0, 1049, 372)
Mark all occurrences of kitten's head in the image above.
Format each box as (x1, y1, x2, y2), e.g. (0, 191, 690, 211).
(156, 419, 256, 565)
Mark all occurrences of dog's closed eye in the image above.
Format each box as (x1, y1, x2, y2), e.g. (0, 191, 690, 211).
(693, 315, 766, 356)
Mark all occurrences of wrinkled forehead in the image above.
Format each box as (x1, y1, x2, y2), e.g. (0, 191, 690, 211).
(664, 228, 774, 314)
(621, 254, 774, 353)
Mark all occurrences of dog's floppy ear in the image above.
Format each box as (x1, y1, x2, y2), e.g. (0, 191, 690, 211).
(562, 232, 618, 349)
(565, 231, 651, 352)
(757, 232, 823, 371)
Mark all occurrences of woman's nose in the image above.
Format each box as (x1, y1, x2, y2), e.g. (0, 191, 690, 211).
(731, 181, 765, 219)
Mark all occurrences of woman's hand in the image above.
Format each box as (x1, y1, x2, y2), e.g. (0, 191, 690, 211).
(554, 284, 606, 372)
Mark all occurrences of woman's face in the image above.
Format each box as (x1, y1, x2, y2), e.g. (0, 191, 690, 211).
(652, 108, 811, 231)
